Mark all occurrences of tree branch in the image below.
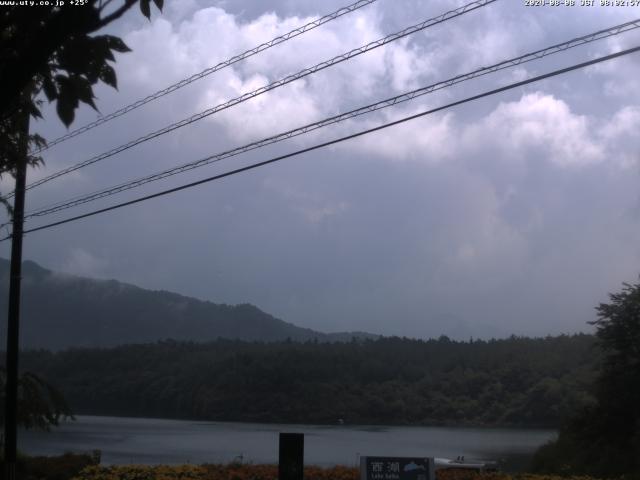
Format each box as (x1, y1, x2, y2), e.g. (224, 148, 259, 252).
(94, 0, 138, 30)
(98, 0, 116, 13)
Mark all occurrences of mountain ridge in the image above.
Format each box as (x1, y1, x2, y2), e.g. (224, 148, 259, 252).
(0, 258, 378, 350)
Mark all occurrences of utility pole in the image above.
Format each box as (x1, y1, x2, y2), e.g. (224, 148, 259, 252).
(3, 99, 29, 480)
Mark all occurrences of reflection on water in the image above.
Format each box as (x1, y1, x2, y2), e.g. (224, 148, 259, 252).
(20, 415, 555, 470)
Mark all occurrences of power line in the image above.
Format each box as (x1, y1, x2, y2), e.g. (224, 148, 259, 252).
(10, 0, 496, 198)
(4, 45, 637, 242)
(23, 18, 640, 220)
(33, 0, 379, 154)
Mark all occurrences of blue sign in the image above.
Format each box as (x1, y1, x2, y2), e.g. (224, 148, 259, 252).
(360, 457, 435, 480)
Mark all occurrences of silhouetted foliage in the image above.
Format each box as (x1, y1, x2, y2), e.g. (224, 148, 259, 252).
(0, 367, 73, 431)
(11, 451, 101, 480)
(0, 0, 162, 204)
(18, 334, 597, 428)
(532, 280, 640, 478)
(0, 0, 162, 123)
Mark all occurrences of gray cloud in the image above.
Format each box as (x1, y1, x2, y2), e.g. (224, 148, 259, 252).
(3, 0, 640, 340)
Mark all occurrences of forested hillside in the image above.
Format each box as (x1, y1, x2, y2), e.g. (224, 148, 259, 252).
(0, 259, 376, 349)
(19, 335, 597, 427)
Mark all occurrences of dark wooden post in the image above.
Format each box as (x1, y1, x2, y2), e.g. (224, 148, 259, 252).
(3, 98, 29, 480)
(278, 433, 304, 480)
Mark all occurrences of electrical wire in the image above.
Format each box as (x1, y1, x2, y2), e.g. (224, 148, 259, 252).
(32, 0, 380, 154)
(2, 44, 637, 242)
(23, 17, 640, 219)
(8, 0, 496, 198)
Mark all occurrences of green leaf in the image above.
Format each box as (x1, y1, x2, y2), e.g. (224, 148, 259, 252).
(104, 35, 131, 53)
(42, 75, 58, 101)
(90, 36, 115, 63)
(28, 102, 43, 119)
(56, 75, 80, 127)
(57, 36, 96, 73)
(152, 0, 163, 11)
(99, 65, 117, 90)
(29, 133, 47, 152)
(140, 0, 151, 19)
(56, 97, 75, 127)
(71, 76, 97, 110)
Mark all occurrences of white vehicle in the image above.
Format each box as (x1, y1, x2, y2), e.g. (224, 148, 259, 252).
(434, 456, 498, 472)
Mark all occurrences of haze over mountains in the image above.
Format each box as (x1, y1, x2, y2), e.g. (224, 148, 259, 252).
(0, 259, 377, 350)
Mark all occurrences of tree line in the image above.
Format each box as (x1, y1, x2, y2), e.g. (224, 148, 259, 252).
(17, 334, 597, 428)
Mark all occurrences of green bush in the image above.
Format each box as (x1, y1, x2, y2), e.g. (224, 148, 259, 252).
(1, 451, 102, 480)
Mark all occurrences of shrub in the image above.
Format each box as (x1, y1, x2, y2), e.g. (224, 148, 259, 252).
(4, 451, 101, 480)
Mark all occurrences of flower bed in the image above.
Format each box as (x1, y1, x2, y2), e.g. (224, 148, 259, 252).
(69, 464, 604, 480)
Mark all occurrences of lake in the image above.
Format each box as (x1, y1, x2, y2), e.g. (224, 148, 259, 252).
(20, 415, 555, 470)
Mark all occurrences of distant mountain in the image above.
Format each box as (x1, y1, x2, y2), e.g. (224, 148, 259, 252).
(0, 259, 378, 350)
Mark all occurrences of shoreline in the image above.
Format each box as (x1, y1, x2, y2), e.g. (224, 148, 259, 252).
(58, 413, 562, 432)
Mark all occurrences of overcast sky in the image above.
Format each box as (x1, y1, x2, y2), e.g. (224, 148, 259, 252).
(2, 0, 640, 339)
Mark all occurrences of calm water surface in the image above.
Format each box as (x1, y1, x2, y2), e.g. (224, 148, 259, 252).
(20, 415, 555, 469)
